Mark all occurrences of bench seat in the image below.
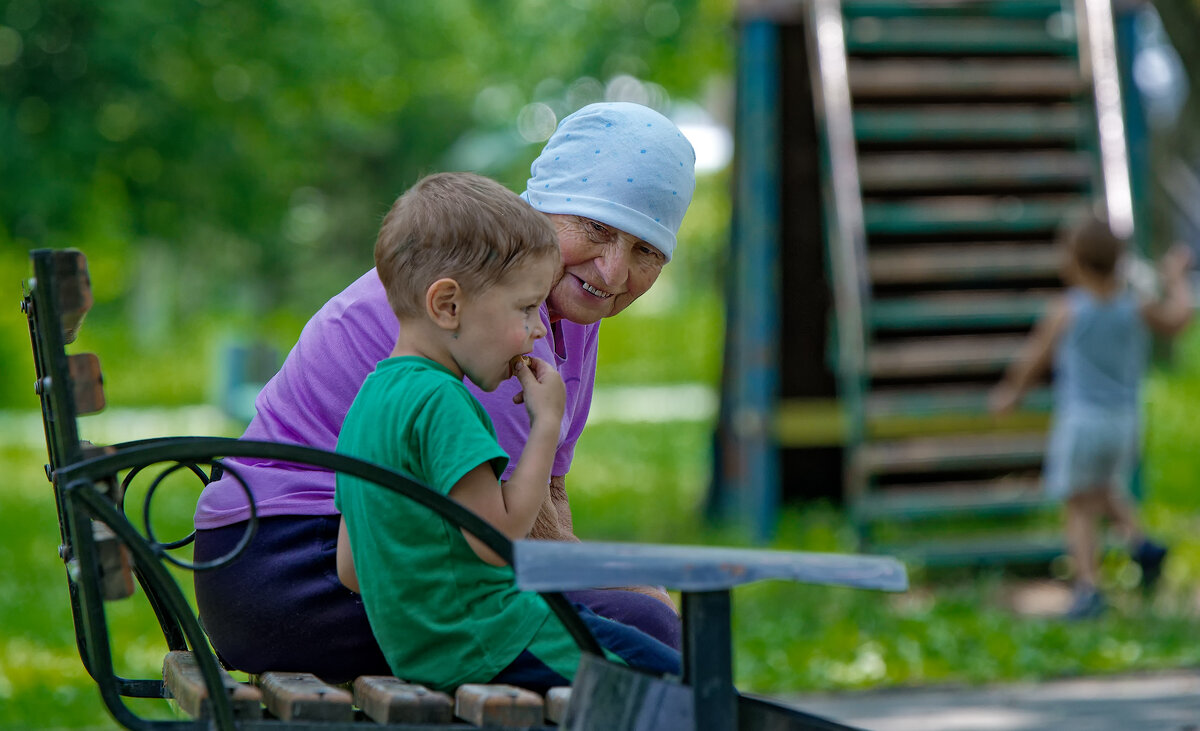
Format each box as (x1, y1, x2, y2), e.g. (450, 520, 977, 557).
(163, 651, 563, 728)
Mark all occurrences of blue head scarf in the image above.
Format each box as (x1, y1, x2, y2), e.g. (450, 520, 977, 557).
(523, 102, 696, 261)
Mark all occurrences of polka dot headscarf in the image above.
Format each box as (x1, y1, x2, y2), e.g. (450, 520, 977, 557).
(523, 102, 696, 262)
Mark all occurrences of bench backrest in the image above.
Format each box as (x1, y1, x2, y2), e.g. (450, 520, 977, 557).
(26, 249, 102, 478)
(22, 248, 608, 730)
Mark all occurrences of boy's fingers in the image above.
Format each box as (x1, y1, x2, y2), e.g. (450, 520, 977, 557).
(525, 356, 552, 379)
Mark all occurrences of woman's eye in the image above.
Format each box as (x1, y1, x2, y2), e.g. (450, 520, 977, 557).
(638, 245, 665, 263)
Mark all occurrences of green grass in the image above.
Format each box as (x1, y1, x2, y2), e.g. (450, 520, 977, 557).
(6, 314, 1200, 727)
(569, 327, 1200, 694)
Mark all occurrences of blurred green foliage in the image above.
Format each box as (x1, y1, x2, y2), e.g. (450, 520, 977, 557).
(1, 0, 736, 409)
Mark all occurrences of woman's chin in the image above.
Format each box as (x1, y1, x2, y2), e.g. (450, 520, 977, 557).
(549, 290, 611, 325)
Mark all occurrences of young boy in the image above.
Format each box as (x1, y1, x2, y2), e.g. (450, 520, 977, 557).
(334, 172, 680, 692)
(990, 214, 1193, 619)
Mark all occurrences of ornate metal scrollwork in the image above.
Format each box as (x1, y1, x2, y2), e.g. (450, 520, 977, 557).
(118, 455, 258, 572)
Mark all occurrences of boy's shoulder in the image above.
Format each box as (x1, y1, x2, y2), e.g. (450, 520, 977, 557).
(362, 357, 474, 409)
(341, 356, 494, 454)
(372, 356, 459, 383)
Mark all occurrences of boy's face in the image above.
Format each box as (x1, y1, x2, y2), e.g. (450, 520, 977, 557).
(452, 253, 558, 392)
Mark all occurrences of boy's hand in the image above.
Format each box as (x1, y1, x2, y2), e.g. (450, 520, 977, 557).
(512, 356, 565, 426)
(1160, 244, 1193, 285)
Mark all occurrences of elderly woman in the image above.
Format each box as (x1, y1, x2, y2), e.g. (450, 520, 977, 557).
(193, 102, 696, 683)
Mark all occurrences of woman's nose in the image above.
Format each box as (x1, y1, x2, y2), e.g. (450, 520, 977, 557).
(595, 244, 630, 289)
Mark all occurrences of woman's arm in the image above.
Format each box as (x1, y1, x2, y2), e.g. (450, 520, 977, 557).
(530, 474, 678, 614)
(529, 475, 579, 541)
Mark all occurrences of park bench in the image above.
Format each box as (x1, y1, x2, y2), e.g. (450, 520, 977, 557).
(23, 247, 909, 730)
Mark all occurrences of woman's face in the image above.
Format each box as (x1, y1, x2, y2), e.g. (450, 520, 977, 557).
(545, 214, 666, 324)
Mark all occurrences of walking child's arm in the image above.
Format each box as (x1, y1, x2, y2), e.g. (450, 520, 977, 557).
(989, 297, 1071, 414)
(1141, 245, 1194, 336)
(451, 357, 565, 566)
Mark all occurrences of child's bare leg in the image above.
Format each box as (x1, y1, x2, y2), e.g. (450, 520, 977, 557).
(1065, 489, 1104, 588)
(1098, 485, 1143, 546)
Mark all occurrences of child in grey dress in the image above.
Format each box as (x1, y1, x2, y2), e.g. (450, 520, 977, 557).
(991, 214, 1192, 618)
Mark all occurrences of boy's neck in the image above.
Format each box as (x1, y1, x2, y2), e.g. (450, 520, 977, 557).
(1074, 270, 1120, 298)
(391, 319, 462, 379)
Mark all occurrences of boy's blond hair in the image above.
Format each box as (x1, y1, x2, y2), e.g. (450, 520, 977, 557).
(1061, 214, 1126, 277)
(374, 172, 560, 319)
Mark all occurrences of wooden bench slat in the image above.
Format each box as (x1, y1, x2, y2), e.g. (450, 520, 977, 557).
(68, 353, 105, 414)
(258, 671, 354, 722)
(51, 249, 92, 344)
(91, 519, 134, 600)
(545, 686, 571, 725)
(353, 675, 453, 725)
(455, 684, 544, 728)
(162, 650, 262, 719)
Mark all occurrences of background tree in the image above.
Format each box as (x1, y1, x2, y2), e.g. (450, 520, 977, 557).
(1, 0, 734, 407)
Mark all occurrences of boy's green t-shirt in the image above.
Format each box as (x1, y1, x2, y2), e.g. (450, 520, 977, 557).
(334, 356, 550, 691)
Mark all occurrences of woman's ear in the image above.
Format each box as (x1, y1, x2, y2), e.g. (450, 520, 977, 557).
(426, 278, 462, 330)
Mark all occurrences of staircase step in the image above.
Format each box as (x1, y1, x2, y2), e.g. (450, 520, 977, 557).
(859, 151, 1091, 192)
(869, 334, 1029, 377)
(850, 59, 1083, 99)
(846, 17, 1075, 55)
(854, 478, 1049, 521)
(842, 0, 1066, 19)
(865, 383, 1052, 439)
(869, 243, 1060, 284)
(857, 432, 1046, 475)
(863, 195, 1086, 235)
(870, 290, 1053, 330)
(854, 104, 1087, 143)
(867, 385, 1051, 416)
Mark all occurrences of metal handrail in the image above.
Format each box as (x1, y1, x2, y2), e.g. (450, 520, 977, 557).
(1079, 0, 1135, 239)
(806, 0, 869, 446)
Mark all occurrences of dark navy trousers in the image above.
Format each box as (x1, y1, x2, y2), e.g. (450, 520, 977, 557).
(194, 514, 681, 684)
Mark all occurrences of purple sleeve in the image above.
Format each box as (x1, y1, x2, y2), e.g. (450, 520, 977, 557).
(194, 269, 398, 528)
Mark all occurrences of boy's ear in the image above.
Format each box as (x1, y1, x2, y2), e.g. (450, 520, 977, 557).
(426, 278, 462, 330)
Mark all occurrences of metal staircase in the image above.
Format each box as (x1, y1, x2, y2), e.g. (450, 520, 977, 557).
(807, 0, 1135, 564)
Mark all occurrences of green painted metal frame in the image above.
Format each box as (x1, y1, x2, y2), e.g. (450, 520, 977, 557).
(712, 18, 782, 542)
